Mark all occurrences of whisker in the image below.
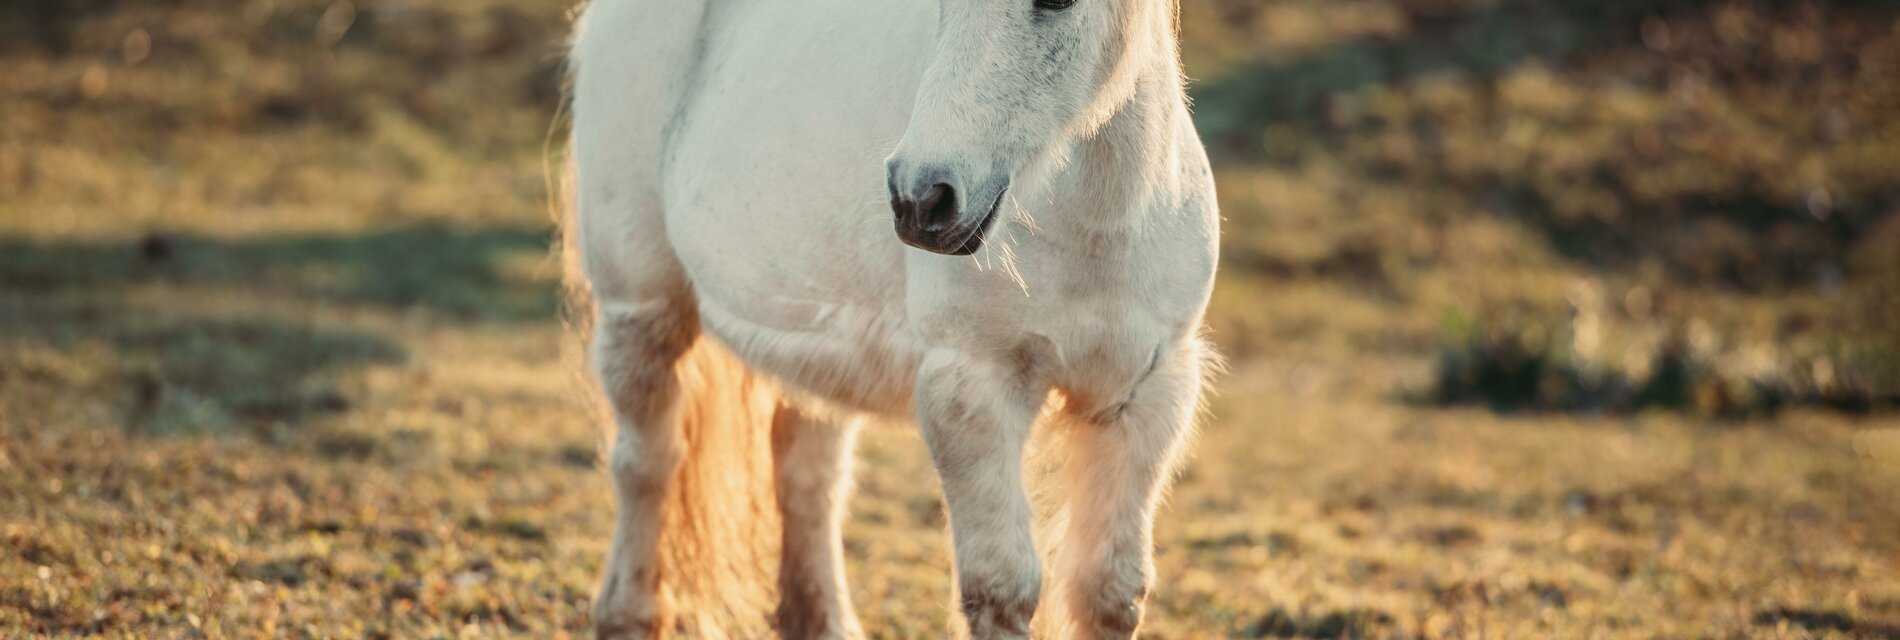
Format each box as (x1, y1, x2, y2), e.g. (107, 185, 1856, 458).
(865, 135, 905, 158)
(1008, 192, 1041, 235)
(998, 233, 1028, 295)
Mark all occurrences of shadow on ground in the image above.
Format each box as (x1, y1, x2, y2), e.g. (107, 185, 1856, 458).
(0, 296, 406, 434)
(0, 224, 558, 322)
(0, 223, 556, 434)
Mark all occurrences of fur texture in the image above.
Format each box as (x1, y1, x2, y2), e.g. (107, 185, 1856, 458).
(567, 0, 1218, 637)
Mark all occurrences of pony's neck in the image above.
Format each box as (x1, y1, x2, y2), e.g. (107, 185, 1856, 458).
(1049, 36, 1191, 237)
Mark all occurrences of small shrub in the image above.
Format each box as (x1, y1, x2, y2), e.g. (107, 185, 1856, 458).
(1430, 314, 1899, 416)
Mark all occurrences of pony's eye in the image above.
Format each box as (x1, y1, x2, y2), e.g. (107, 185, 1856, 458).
(1034, 0, 1075, 11)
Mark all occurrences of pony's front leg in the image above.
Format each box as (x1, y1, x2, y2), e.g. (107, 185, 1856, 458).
(1057, 341, 1208, 639)
(915, 350, 1049, 639)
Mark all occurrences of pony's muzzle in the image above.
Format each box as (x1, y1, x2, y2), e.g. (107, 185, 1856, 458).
(887, 162, 1006, 256)
(895, 182, 957, 233)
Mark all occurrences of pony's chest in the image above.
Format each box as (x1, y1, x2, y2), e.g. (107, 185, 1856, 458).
(1029, 286, 1181, 409)
(1014, 237, 1214, 406)
(912, 254, 1197, 410)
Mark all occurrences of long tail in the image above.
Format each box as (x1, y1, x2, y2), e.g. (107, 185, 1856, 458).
(655, 336, 782, 635)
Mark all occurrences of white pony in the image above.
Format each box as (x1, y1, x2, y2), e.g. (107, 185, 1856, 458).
(567, 0, 1217, 635)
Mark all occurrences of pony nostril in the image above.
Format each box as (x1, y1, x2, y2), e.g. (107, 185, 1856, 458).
(918, 183, 957, 230)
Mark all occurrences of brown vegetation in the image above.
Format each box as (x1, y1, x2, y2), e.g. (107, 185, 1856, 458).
(2, 0, 1896, 636)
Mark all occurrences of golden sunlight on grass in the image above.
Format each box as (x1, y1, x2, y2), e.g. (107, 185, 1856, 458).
(3, 0, 1898, 637)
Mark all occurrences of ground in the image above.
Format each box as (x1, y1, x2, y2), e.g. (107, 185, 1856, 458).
(2, 0, 1898, 638)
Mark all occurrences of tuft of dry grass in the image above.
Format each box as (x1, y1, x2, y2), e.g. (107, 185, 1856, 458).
(2, 0, 1897, 637)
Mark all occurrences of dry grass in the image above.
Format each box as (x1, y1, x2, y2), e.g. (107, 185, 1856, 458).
(3, 0, 1898, 637)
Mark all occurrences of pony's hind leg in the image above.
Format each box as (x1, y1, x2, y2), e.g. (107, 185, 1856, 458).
(591, 292, 698, 639)
(574, 24, 703, 634)
(1056, 342, 1208, 640)
(771, 407, 866, 639)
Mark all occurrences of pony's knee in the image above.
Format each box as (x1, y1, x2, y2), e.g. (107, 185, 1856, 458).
(913, 351, 1039, 469)
(771, 414, 854, 496)
(608, 431, 681, 498)
(592, 300, 696, 419)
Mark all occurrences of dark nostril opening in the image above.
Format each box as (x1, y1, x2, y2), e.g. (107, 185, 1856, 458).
(919, 183, 957, 230)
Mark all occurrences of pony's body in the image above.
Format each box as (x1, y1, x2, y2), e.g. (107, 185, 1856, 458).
(571, 0, 1217, 636)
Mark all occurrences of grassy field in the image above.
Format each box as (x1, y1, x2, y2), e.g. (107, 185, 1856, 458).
(3, 0, 1899, 637)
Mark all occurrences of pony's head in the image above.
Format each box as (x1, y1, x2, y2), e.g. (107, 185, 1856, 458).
(885, 0, 1176, 255)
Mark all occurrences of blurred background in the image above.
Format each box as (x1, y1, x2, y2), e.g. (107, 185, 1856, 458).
(2, 0, 1897, 636)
